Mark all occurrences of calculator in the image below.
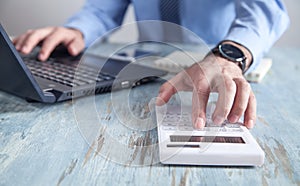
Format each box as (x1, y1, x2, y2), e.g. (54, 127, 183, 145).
(156, 103, 265, 166)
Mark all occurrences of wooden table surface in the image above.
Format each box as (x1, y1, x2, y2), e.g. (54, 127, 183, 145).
(0, 44, 299, 186)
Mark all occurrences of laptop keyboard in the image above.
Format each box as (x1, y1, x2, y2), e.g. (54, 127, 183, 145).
(24, 59, 115, 87)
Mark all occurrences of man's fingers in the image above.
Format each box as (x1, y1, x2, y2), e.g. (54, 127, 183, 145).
(212, 75, 236, 125)
(38, 28, 69, 61)
(156, 81, 177, 106)
(244, 91, 257, 129)
(192, 87, 209, 129)
(157, 62, 211, 129)
(211, 75, 255, 128)
(66, 37, 85, 56)
(13, 28, 52, 54)
(19, 28, 53, 54)
(228, 78, 251, 123)
(12, 27, 85, 60)
(38, 28, 84, 61)
(14, 34, 28, 51)
(191, 70, 210, 129)
(156, 71, 193, 106)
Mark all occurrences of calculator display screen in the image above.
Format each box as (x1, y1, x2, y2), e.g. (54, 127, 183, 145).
(170, 135, 245, 144)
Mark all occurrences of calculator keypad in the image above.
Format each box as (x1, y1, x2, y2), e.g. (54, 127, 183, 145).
(161, 111, 243, 132)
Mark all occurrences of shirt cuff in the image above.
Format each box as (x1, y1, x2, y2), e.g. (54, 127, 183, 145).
(224, 26, 264, 74)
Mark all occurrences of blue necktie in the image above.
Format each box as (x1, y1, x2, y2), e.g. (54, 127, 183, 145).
(160, 0, 181, 25)
(160, 0, 182, 42)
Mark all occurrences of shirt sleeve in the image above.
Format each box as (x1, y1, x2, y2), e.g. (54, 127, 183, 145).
(224, 0, 290, 73)
(64, 0, 130, 47)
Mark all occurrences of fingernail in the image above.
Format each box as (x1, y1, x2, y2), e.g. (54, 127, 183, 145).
(194, 117, 205, 129)
(247, 120, 254, 129)
(70, 47, 77, 55)
(38, 53, 45, 61)
(156, 93, 164, 105)
(229, 115, 239, 123)
(213, 116, 224, 125)
(22, 46, 28, 53)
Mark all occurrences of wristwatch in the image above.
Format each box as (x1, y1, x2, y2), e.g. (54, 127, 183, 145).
(212, 43, 247, 73)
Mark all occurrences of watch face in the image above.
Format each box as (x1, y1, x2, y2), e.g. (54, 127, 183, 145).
(219, 44, 244, 61)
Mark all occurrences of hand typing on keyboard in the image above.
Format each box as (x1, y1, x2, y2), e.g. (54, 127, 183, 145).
(13, 27, 84, 61)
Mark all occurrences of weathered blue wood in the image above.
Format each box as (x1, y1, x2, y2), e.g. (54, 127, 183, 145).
(0, 45, 299, 186)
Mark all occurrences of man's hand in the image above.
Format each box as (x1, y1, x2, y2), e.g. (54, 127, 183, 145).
(156, 53, 256, 129)
(13, 27, 85, 61)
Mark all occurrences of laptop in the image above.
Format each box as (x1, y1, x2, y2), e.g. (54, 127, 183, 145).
(0, 24, 167, 103)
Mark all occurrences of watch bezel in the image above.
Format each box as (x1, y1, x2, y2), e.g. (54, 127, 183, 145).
(218, 44, 246, 62)
(217, 43, 247, 73)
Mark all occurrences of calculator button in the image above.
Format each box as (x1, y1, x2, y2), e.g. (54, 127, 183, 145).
(180, 117, 190, 122)
(195, 128, 207, 131)
(162, 126, 177, 131)
(162, 122, 176, 126)
(164, 117, 179, 122)
(178, 126, 193, 131)
(177, 122, 190, 126)
(226, 128, 243, 132)
(225, 123, 243, 128)
(204, 127, 221, 132)
(219, 127, 227, 132)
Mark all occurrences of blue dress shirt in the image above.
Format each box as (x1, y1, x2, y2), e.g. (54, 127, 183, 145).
(65, 0, 289, 72)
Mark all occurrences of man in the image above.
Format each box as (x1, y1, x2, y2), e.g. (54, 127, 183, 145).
(13, 0, 289, 129)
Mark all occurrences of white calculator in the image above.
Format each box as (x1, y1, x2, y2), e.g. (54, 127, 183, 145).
(156, 103, 265, 166)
